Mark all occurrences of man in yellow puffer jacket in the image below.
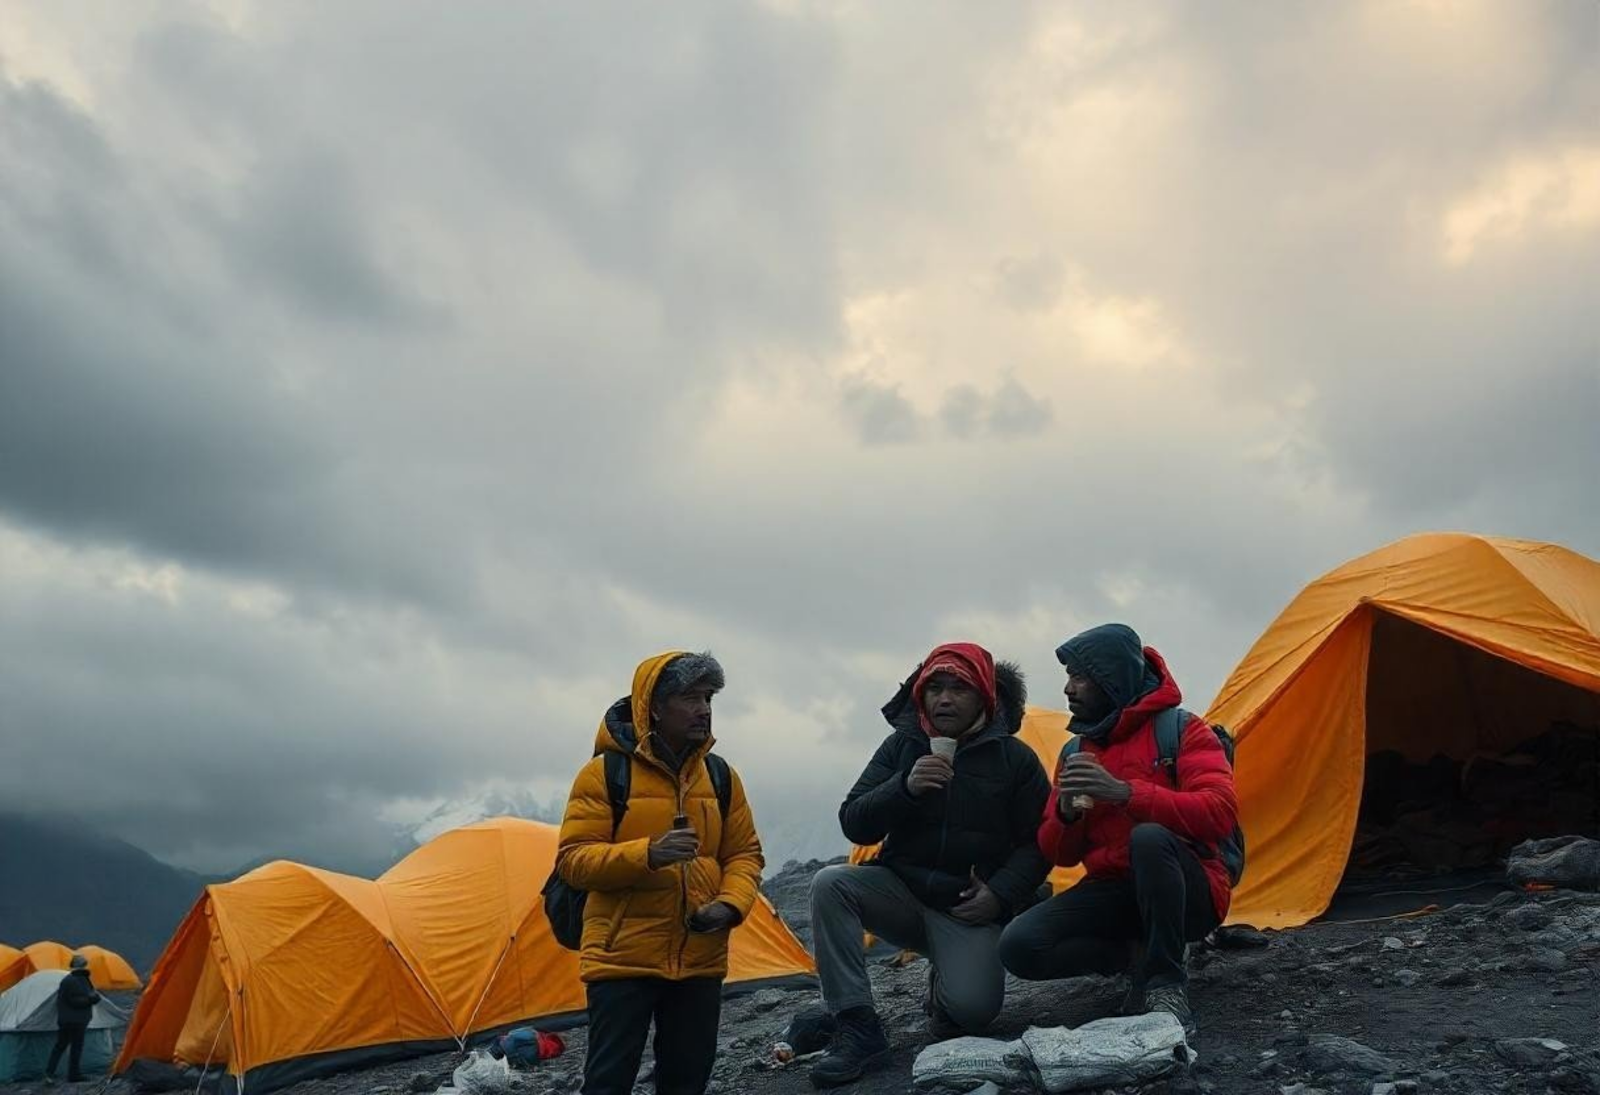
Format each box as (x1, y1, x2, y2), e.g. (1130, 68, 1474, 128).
(556, 651, 764, 1095)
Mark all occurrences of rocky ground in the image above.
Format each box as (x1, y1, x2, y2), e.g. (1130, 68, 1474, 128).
(10, 858, 1599, 1095)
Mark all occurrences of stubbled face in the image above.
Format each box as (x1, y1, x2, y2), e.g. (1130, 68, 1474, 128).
(653, 686, 715, 747)
(922, 672, 986, 737)
(1064, 670, 1114, 723)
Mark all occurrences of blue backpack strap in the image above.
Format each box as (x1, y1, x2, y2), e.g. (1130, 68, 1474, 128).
(704, 752, 733, 819)
(1152, 707, 1188, 784)
(602, 750, 631, 834)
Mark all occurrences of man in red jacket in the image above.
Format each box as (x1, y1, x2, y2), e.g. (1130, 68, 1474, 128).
(998, 623, 1238, 1036)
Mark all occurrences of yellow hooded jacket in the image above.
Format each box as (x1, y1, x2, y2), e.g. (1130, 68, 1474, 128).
(555, 652, 765, 983)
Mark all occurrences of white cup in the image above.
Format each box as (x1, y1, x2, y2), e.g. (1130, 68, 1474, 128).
(929, 736, 958, 761)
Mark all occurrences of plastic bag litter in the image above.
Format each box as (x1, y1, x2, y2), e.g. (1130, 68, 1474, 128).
(911, 1035, 1033, 1089)
(450, 1049, 514, 1094)
(1022, 1013, 1191, 1093)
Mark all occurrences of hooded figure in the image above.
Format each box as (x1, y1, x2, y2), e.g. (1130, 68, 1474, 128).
(806, 642, 1051, 1089)
(555, 651, 764, 1095)
(998, 623, 1238, 1040)
(46, 955, 100, 1083)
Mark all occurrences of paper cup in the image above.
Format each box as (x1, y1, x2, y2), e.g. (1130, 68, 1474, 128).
(929, 736, 958, 761)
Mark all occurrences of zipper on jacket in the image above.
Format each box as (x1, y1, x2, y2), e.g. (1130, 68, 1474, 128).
(933, 747, 953, 896)
(675, 776, 692, 977)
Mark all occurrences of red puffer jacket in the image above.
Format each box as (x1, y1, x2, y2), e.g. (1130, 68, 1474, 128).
(1037, 648, 1238, 920)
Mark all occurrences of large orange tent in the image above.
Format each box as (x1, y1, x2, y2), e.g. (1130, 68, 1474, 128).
(117, 817, 814, 1093)
(1210, 533, 1600, 929)
(75, 946, 143, 991)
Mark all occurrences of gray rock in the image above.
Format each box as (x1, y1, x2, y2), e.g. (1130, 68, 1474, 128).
(1297, 1035, 1398, 1077)
(1393, 969, 1421, 987)
(1507, 836, 1600, 891)
(964, 1084, 1001, 1095)
(407, 1072, 436, 1094)
(1370, 1083, 1418, 1095)
(1436, 968, 1472, 986)
(1277, 1083, 1327, 1094)
(1381, 937, 1405, 951)
(1492, 1037, 1568, 1068)
(749, 988, 789, 1013)
(1518, 948, 1569, 972)
(1508, 904, 1554, 931)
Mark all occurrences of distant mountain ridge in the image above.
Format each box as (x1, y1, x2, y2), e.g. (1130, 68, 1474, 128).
(0, 813, 206, 973)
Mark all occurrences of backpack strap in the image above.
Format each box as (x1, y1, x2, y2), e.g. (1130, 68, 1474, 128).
(602, 750, 631, 835)
(705, 752, 733, 819)
(1152, 707, 1188, 785)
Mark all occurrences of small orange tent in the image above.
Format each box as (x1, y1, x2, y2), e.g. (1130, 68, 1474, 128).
(1210, 533, 1600, 929)
(850, 706, 1084, 892)
(117, 817, 814, 1093)
(75, 947, 143, 991)
(0, 943, 141, 992)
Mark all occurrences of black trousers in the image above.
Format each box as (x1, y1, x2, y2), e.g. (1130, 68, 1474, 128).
(583, 976, 722, 1095)
(1000, 823, 1221, 990)
(46, 1021, 89, 1080)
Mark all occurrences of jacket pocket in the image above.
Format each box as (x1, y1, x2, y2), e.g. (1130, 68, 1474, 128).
(603, 893, 632, 950)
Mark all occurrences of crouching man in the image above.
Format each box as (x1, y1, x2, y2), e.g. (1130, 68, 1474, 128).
(999, 624, 1239, 1037)
(556, 652, 764, 1095)
(808, 643, 1051, 1088)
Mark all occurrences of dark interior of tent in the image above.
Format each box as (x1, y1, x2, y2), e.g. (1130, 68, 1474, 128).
(1350, 611, 1600, 887)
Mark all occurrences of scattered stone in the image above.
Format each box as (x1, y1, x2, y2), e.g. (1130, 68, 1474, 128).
(1508, 904, 1554, 931)
(1492, 1037, 1569, 1069)
(1296, 1035, 1398, 1077)
(964, 1084, 1001, 1095)
(1279, 1086, 1329, 1095)
(748, 988, 789, 1013)
(1518, 948, 1569, 972)
(1212, 925, 1272, 950)
(1382, 937, 1406, 951)
(1423, 1070, 1451, 1085)
(1508, 836, 1600, 892)
(1371, 1082, 1419, 1095)
(1393, 969, 1421, 987)
(1437, 968, 1472, 986)
(407, 1072, 436, 1093)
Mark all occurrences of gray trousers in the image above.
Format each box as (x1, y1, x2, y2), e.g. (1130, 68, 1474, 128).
(809, 863, 1005, 1032)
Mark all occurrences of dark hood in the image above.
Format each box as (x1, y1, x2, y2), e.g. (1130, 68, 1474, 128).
(881, 659, 1027, 741)
(1056, 623, 1163, 744)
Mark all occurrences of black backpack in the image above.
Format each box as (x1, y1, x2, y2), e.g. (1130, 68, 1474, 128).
(541, 750, 734, 950)
(1060, 707, 1246, 885)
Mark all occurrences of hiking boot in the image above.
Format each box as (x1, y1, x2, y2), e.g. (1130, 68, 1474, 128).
(1144, 984, 1197, 1039)
(924, 966, 962, 1041)
(808, 1005, 891, 1089)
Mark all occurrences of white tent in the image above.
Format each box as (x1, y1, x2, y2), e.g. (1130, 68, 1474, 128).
(0, 970, 128, 1082)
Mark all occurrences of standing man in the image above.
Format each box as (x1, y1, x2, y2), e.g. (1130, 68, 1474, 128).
(807, 643, 1051, 1089)
(44, 954, 99, 1085)
(999, 624, 1239, 1037)
(556, 652, 764, 1095)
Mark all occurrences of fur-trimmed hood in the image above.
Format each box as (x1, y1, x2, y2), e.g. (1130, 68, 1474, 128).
(881, 658, 1028, 739)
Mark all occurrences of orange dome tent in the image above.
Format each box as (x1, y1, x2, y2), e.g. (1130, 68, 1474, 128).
(117, 817, 814, 1093)
(1210, 533, 1600, 929)
(0, 943, 141, 992)
(75, 947, 142, 991)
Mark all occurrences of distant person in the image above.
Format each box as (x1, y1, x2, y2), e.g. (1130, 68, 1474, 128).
(44, 954, 99, 1085)
(999, 624, 1240, 1037)
(807, 643, 1050, 1088)
(555, 652, 764, 1095)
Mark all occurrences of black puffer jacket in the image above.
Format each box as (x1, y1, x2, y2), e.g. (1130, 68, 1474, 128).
(56, 969, 99, 1025)
(838, 661, 1051, 919)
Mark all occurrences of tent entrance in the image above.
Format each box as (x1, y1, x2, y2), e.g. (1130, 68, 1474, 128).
(1348, 611, 1600, 882)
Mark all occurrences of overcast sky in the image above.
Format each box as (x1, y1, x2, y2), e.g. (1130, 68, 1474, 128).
(2, 1, 1596, 873)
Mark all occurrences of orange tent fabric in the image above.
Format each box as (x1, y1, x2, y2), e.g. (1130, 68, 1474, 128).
(1209, 533, 1600, 929)
(851, 706, 1084, 893)
(0, 947, 23, 992)
(75, 946, 143, 991)
(0, 942, 141, 991)
(117, 817, 814, 1092)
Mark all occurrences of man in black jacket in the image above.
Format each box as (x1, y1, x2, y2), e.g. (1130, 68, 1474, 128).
(45, 955, 100, 1084)
(807, 642, 1051, 1088)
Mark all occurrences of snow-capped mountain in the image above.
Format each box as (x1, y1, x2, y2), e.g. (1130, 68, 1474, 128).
(391, 785, 564, 854)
